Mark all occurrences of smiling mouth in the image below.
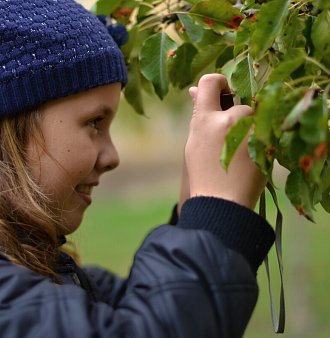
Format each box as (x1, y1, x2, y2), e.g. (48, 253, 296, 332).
(76, 185, 93, 195)
(75, 185, 94, 205)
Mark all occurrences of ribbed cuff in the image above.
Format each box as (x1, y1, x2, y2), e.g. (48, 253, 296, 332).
(177, 197, 275, 272)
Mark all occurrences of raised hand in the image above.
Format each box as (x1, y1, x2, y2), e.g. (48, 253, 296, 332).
(183, 73, 266, 210)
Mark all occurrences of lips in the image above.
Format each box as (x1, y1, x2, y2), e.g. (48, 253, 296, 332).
(75, 184, 96, 205)
(76, 184, 93, 195)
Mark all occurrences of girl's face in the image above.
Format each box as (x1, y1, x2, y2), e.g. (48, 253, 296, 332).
(27, 83, 121, 234)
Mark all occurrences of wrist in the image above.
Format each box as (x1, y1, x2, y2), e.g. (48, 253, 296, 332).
(190, 191, 258, 210)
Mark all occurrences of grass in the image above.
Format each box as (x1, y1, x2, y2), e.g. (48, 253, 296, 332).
(70, 194, 330, 338)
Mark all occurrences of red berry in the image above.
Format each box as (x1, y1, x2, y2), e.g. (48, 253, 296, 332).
(314, 143, 328, 160)
(265, 145, 276, 161)
(114, 7, 132, 20)
(250, 15, 257, 22)
(299, 155, 314, 173)
(203, 17, 214, 26)
(225, 15, 244, 30)
(296, 205, 305, 215)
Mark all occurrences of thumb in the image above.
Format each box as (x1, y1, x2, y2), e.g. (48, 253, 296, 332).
(194, 74, 230, 113)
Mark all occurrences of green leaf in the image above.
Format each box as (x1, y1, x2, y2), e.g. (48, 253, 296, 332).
(124, 58, 145, 115)
(280, 8, 306, 52)
(300, 98, 328, 145)
(321, 161, 330, 189)
(277, 131, 306, 170)
(272, 87, 306, 138)
(198, 29, 235, 48)
(321, 187, 330, 212)
(96, 0, 122, 15)
(178, 14, 204, 43)
(316, 0, 330, 10)
(234, 17, 254, 57)
(231, 54, 257, 101)
(140, 32, 177, 99)
(169, 43, 198, 89)
(254, 57, 273, 89)
(121, 26, 138, 59)
(311, 10, 330, 60)
(191, 43, 227, 79)
(114, 0, 136, 24)
(285, 169, 315, 221)
(268, 48, 306, 83)
(281, 89, 315, 131)
(254, 82, 282, 144)
(136, 1, 154, 22)
(220, 58, 240, 85)
(248, 131, 273, 177)
(189, 0, 243, 32)
(215, 46, 234, 69)
(140, 72, 155, 96)
(308, 157, 327, 187)
(220, 116, 254, 170)
(250, 0, 290, 60)
(320, 162, 330, 212)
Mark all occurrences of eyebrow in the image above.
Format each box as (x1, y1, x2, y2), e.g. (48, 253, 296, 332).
(83, 104, 114, 118)
(93, 104, 114, 116)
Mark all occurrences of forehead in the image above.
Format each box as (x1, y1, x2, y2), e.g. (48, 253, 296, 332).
(40, 83, 121, 119)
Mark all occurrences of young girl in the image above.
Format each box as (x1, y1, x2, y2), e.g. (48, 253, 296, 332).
(0, 1, 275, 337)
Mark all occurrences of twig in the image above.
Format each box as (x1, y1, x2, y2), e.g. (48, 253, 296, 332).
(306, 57, 330, 77)
(287, 75, 328, 87)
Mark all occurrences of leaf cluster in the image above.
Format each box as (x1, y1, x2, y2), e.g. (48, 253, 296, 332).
(93, 0, 330, 221)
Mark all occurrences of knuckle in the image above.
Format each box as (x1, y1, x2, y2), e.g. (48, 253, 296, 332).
(222, 114, 236, 129)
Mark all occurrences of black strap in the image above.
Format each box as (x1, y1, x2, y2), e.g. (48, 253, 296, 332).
(259, 184, 285, 333)
(55, 252, 101, 302)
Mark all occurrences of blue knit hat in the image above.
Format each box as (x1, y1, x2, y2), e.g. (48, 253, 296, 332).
(0, 0, 127, 118)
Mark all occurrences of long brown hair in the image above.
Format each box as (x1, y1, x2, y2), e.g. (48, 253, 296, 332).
(0, 110, 63, 277)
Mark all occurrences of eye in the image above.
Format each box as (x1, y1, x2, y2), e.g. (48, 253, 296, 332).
(88, 116, 104, 130)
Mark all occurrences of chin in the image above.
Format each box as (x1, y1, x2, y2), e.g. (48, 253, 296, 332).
(61, 213, 84, 235)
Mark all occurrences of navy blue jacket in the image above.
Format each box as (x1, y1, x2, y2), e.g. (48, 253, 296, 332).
(0, 197, 275, 337)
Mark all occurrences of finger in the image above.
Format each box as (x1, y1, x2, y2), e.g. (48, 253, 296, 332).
(225, 104, 253, 117)
(195, 74, 231, 112)
(222, 105, 253, 128)
(188, 86, 198, 102)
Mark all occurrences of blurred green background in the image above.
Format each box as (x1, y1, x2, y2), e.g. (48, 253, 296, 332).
(73, 1, 330, 337)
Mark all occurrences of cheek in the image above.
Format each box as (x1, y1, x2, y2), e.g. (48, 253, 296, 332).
(49, 140, 97, 179)
(28, 136, 98, 188)
(63, 148, 97, 177)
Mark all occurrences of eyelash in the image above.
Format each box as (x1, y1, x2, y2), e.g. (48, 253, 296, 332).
(88, 116, 104, 130)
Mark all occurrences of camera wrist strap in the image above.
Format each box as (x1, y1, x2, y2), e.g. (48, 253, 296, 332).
(259, 183, 285, 333)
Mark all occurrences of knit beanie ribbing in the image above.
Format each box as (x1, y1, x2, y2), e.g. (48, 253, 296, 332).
(0, 0, 127, 118)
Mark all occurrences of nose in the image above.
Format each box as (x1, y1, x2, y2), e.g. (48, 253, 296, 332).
(96, 135, 120, 174)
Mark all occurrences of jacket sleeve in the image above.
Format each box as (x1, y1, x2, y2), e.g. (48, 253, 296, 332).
(0, 197, 274, 338)
(83, 266, 127, 307)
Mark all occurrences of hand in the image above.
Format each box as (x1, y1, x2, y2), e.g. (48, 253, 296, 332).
(177, 157, 189, 215)
(183, 73, 266, 210)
